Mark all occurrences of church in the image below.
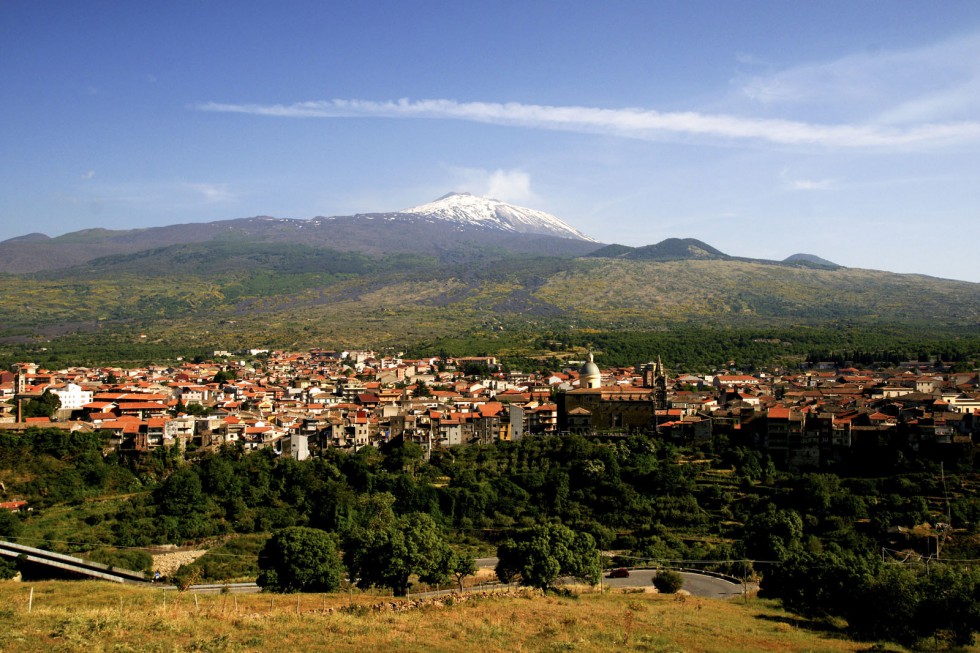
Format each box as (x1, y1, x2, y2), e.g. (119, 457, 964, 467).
(557, 353, 668, 433)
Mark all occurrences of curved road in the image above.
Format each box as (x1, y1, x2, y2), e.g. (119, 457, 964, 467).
(601, 569, 747, 598)
(477, 557, 749, 599)
(184, 566, 750, 599)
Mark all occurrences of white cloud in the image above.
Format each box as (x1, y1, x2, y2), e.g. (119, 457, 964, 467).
(485, 169, 534, 203)
(789, 178, 835, 191)
(736, 31, 980, 125)
(196, 96, 980, 149)
(186, 183, 236, 204)
(446, 167, 536, 204)
(65, 181, 238, 210)
(81, 170, 95, 180)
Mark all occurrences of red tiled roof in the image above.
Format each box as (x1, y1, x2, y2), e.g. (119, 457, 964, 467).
(118, 401, 169, 409)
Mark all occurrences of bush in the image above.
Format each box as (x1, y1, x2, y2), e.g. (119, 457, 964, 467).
(0, 511, 22, 539)
(0, 557, 17, 580)
(172, 564, 203, 591)
(171, 535, 267, 583)
(85, 547, 153, 575)
(652, 570, 684, 593)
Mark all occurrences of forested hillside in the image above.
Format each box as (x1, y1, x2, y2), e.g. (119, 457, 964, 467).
(2, 425, 978, 644)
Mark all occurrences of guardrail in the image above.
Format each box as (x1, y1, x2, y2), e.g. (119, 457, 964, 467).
(625, 565, 745, 585)
(663, 567, 744, 585)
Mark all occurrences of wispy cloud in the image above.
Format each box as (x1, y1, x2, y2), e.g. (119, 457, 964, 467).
(64, 181, 238, 210)
(196, 97, 980, 149)
(186, 182, 236, 204)
(81, 170, 95, 180)
(789, 178, 835, 191)
(737, 31, 980, 125)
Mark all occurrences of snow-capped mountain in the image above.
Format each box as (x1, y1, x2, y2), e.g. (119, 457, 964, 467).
(400, 192, 597, 242)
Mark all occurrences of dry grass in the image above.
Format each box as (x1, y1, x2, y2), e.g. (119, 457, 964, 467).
(0, 580, 902, 653)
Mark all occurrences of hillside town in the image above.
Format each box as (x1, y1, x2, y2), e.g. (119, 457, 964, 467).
(1, 350, 978, 469)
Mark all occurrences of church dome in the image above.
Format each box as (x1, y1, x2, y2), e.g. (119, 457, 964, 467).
(579, 352, 601, 389)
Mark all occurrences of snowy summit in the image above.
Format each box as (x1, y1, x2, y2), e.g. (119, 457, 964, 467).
(400, 192, 596, 242)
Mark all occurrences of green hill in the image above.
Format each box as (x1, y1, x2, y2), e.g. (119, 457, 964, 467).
(0, 237, 978, 365)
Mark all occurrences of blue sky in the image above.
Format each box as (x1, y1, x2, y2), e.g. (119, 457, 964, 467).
(2, 1, 980, 281)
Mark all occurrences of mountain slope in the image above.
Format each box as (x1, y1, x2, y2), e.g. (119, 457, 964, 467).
(2, 193, 978, 358)
(3, 250, 979, 354)
(0, 206, 600, 274)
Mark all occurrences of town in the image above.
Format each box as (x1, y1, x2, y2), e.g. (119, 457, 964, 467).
(3, 349, 977, 468)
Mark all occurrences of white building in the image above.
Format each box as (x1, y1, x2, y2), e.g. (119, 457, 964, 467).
(49, 383, 94, 411)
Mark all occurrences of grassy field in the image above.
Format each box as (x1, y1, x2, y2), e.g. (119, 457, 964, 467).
(0, 580, 930, 653)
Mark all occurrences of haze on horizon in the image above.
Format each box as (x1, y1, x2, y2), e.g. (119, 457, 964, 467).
(2, 1, 980, 282)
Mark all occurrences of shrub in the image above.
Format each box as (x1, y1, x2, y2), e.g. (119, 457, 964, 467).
(0, 557, 17, 580)
(172, 565, 203, 591)
(652, 570, 684, 593)
(85, 547, 153, 575)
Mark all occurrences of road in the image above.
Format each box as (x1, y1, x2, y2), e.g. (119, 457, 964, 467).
(177, 564, 750, 598)
(601, 569, 748, 598)
(476, 557, 749, 599)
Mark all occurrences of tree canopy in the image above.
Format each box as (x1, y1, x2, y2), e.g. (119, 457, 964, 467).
(21, 390, 61, 419)
(256, 526, 344, 593)
(496, 522, 601, 590)
(342, 494, 455, 596)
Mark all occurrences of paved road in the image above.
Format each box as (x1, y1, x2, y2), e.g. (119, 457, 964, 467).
(180, 566, 749, 598)
(183, 582, 261, 594)
(601, 569, 747, 598)
(476, 557, 748, 599)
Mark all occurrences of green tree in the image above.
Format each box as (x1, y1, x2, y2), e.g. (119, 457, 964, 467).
(256, 526, 344, 593)
(21, 390, 61, 419)
(495, 522, 601, 590)
(847, 564, 923, 646)
(343, 508, 455, 596)
(213, 368, 236, 384)
(0, 557, 18, 580)
(917, 564, 980, 647)
(0, 510, 22, 539)
(742, 506, 803, 561)
(155, 468, 206, 518)
(760, 547, 880, 619)
(451, 554, 478, 592)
